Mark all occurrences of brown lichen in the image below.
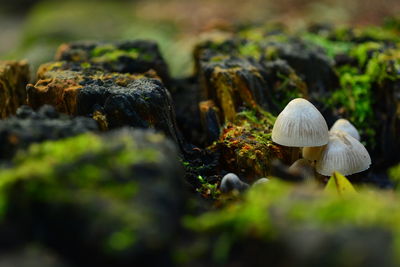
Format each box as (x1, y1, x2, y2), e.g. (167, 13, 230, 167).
(217, 109, 289, 181)
(0, 61, 30, 118)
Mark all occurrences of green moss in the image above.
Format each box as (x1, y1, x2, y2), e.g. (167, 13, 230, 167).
(0, 130, 175, 257)
(384, 16, 400, 31)
(350, 42, 382, 67)
(106, 228, 137, 252)
(389, 164, 400, 184)
(303, 33, 353, 58)
(328, 65, 375, 145)
(196, 175, 220, 200)
(365, 48, 400, 83)
(91, 45, 141, 62)
(238, 42, 262, 60)
(0, 132, 161, 206)
(80, 62, 91, 69)
(356, 26, 400, 42)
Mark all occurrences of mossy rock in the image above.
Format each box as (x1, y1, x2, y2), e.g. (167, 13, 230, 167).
(194, 29, 334, 121)
(27, 61, 158, 115)
(27, 61, 185, 151)
(0, 128, 184, 266)
(198, 56, 270, 121)
(56, 41, 171, 85)
(0, 61, 30, 119)
(184, 180, 400, 266)
(216, 109, 289, 181)
(0, 105, 98, 161)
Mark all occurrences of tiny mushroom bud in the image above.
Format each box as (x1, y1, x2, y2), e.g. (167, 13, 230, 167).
(330, 118, 360, 141)
(272, 98, 329, 163)
(315, 130, 371, 176)
(220, 173, 249, 193)
(288, 158, 315, 179)
(253, 178, 270, 187)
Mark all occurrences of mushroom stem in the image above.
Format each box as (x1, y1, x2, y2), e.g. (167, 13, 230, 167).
(290, 147, 300, 164)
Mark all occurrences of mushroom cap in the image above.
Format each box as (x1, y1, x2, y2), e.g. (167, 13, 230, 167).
(330, 118, 360, 141)
(272, 98, 329, 147)
(315, 130, 371, 176)
(220, 173, 249, 193)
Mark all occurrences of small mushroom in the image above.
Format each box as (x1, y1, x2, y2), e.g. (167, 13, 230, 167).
(272, 98, 329, 162)
(220, 173, 249, 193)
(330, 118, 360, 141)
(315, 130, 371, 176)
(288, 158, 315, 179)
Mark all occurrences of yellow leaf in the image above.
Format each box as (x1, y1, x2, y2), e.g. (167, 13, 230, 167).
(325, 171, 357, 196)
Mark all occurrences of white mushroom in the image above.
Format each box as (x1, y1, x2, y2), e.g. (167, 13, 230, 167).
(272, 98, 329, 147)
(315, 130, 371, 176)
(330, 118, 360, 141)
(220, 173, 249, 193)
(272, 98, 329, 162)
(288, 158, 315, 179)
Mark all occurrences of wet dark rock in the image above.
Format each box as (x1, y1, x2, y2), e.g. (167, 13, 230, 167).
(372, 77, 400, 168)
(77, 78, 185, 150)
(0, 245, 71, 267)
(274, 39, 338, 97)
(0, 61, 30, 119)
(199, 100, 221, 145)
(0, 105, 98, 161)
(27, 61, 186, 151)
(219, 227, 395, 267)
(171, 77, 205, 147)
(194, 33, 337, 120)
(196, 55, 272, 121)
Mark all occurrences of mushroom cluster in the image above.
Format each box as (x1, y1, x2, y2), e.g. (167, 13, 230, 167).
(272, 98, 371, 177)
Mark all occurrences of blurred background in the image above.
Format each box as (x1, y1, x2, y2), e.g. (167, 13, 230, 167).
(1, 0, 400, 77)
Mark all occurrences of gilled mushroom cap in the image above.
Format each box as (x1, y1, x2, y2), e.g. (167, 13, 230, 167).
(330, 118, 360, 141)
(315, 130, 371, 176)
(272, 98, 329, 147)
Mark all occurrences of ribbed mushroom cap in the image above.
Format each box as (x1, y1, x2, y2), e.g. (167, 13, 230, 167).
(330, 119, 360, 141)
(315, 130, 371, 176)
(272, 98, 329, 147)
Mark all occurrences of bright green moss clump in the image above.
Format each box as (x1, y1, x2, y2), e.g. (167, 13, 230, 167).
(302, 33, 353, 59)
(91, 44, 155, 62)
(328, 65, 375, 143)
(327, 43, 400, 147)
